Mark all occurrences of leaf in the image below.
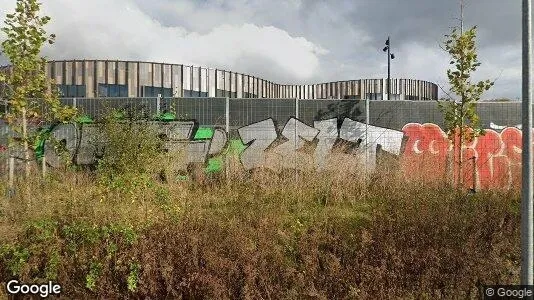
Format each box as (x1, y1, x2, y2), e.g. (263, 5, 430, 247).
(440, 24, 493, 144)
(1, 0, 75, 151)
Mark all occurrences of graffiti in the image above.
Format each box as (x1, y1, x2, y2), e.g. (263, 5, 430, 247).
(313, 118, 338, 170)
(40, 121, 228, 173)
(339, 118, 404, 170)
(237, 117, 405, 172)
(490, 122, 521, 130)
(401, 123, 528, 190)
(238, 119, 279, 170)
(1, 116, 532, 191)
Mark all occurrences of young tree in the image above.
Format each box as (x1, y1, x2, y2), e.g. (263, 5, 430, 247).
(0, 0, 76, 178)
(438, 26, 494, 188)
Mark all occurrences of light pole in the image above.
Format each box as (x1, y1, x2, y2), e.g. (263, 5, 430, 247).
(521, 0, 533, 286)
(382, 36, 395, 100)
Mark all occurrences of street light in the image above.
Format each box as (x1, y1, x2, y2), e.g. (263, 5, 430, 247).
(383, 36, 395, 100)
(521, 0, 533, 286)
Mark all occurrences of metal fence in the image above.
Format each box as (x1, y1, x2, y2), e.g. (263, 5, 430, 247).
(0, 97, 525, 190)
(46, 97, 521, 131)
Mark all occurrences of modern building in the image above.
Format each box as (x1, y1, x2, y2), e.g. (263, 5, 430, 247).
(1, 59, 438, 100)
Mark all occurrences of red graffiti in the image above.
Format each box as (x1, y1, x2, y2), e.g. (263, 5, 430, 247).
(401, 123, 450, 183)
(450, 127, 477, 189)
(501, 127, 522, 189)
(401, 123, 531, 190)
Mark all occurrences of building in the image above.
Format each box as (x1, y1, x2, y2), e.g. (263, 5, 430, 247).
(2, 59, 438, 100)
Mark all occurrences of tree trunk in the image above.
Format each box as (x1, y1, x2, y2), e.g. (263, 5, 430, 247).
(458, 124, 463, 188)
(457, 95, 465, 189)
(22, 106, 30, 178)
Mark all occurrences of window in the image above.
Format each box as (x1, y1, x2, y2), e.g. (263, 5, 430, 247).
(365, 93, 382, 100)
(142, 86, 173, 97)
(242, 92, 256, 98)
(183, 90, 208, 97)
(216, 89, 237, 98)
(98, 84, 128, 97)
(386, 94, 401, 100)
(364, 93, 401, 100)
(57, 84, 86, 98)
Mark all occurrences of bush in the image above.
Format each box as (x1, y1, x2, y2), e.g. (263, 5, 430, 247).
(0, 166, 520, 298)
(95, 111, 166, 193)
(0, 116, 521, 298)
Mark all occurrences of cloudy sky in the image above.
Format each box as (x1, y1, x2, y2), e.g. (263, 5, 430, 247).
(0, 0, 525, 99)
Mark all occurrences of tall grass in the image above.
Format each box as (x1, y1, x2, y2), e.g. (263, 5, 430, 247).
(0, 119, 521, 299)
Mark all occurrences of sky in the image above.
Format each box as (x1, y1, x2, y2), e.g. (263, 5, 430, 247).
(0, 0, 525, 99)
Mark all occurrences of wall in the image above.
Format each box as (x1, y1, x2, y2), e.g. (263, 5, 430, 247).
(0, 99, 525, 190)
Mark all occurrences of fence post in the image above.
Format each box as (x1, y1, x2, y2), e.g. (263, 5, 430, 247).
(225, 97, 230, 184)
(156, 94, 161, 115)
(41, 155, 46, 179)
(295, 97, 299, 119)
(8, 155, 14, 192)
(295, 98, 299, 182)
(225, 97, 230, 133)
(521, 0, 534, 285)
(365, 97, 370, 174)
(72, 97, 77, 109)
(471, 156, 477, 192)
(446, 151, 454, 186)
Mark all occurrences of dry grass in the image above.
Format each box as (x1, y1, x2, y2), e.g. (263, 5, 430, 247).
(0, 161, 520, 299)
(0, 120, 521, 299)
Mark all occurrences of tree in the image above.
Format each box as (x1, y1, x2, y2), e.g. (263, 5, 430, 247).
(0, 0, 76, 178)
(438, 26, 494, 188)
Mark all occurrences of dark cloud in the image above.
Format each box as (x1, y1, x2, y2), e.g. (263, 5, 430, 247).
(0, 0, 527, 99)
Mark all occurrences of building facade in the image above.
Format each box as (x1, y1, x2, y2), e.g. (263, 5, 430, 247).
(2, 59, 439, 100)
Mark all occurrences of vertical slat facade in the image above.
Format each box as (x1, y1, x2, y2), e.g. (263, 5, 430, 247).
(35, 60, 438, 100)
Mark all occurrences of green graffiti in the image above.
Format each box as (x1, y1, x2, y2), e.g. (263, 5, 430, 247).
(34, 125, 55, 161)
(34, 118, 247, 179)
(76, 115, 94, 124)
(34, 115, 93, 161)
(204, 139, 246, 174)
(153, 112, 176, 122)
(194, 127, 213, 140)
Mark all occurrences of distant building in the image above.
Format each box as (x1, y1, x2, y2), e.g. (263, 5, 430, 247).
(1, 59, 438, 100)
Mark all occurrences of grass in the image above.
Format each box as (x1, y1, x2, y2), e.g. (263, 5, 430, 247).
(0, 120, 521, 299)
(0, 164, 520, 299)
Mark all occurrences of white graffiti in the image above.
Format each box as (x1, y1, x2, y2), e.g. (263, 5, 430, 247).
(313, 118, 338, 170)
(237, 117, 405, 171)
(43, 121, 228, 171)
(271, 118, 319, 171)
(1, 118, 404, 175)
(238, 119, 278, 170)
(490, 122, 522, 130)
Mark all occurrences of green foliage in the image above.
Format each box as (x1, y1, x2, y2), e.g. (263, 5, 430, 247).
(0, 0, 77, 174)
(95, 111, 165, 194)
(127, 262, 141, 292)
(62, 221, 138, 253)
(438, 26, 494, 143)
(0, 169, 521, 298)
(0, 218, 141, 293)
(0, 244, 30, 276)
(85, 261, 102, 291)
(44, 248, 60, 280)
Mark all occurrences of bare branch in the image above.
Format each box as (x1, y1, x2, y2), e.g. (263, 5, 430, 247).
(491, 69, 504, 84)
(437, 83, 456, 101)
